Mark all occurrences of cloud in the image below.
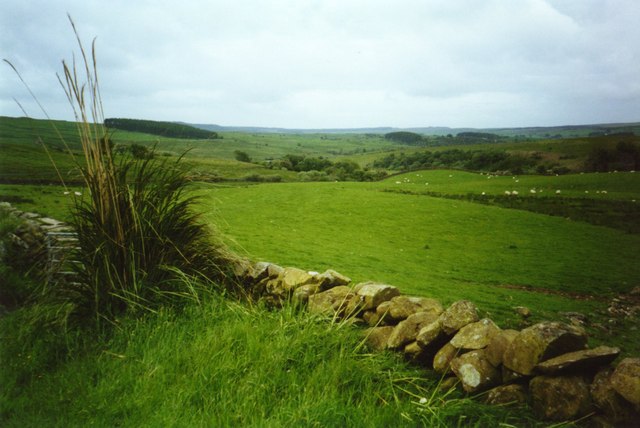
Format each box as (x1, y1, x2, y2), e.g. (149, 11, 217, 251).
(2, 0, 639, 128)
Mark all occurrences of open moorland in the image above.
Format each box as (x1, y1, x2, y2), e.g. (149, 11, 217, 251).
(1, 115, 640, 426)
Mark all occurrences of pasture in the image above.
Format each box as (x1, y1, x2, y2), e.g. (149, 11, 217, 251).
(199, 171, 640, 353)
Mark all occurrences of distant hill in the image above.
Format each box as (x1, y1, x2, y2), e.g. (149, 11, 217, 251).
(189, 121, 640, 138)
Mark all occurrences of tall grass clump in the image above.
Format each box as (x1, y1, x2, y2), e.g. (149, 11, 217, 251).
(53, 18, 232, 326)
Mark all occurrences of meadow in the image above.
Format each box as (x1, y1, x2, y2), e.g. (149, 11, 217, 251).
(2, 115, 640, 426)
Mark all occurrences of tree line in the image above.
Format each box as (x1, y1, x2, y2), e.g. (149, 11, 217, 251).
(105, 118, 220, 140)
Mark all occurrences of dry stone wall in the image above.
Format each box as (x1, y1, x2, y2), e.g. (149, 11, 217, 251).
(233, 258, 640, 425)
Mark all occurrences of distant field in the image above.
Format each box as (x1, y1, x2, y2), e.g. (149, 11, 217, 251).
(198, 174, 640, 355)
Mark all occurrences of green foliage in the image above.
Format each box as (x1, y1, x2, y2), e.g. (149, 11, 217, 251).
(384, 131, 425, 145)
(0, 297, 539, 427)
(585, 140, 640, 172)
(105, 118, 220, 139)
(128, 143, 153, 159)
(233, 149, 252, 163)
(373, 148, 538, 174)
(40, 24, 233, 327)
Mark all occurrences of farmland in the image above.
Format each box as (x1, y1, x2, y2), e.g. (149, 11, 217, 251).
(2, 116, 640, 425)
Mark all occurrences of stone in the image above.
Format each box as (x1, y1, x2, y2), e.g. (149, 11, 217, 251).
(485, 329, 519, 367)
(280, 267, 315, 291)
(353, 282, 400, 311)
(449, 318, 501, 350)
(502, 322, 588, 376)
(404, 341, 428, 363)
(529, 375, 592, 421)
(514, 306, 531, 318)
(611, 358, 640, 408)
(591, 367, 638, 423)
(387, 311, 440, 350)
(378, 295, 443, 322)
(416, 320, 444, 349)
(362, 309, 383, 327)
(308, 286, 355, 316)
(433, 343, 460, 374)
(485, 384, 527, 405)
(315, 269, 351, 291)
(450, 349, 501, 393)
(502, 366, 526, 384)
(535, 345, 620, 375)
(439, 300, 480, 335)
(292, 283, 320, 305)
(364, 326, 395, 352)
(438, 376, 460, 392)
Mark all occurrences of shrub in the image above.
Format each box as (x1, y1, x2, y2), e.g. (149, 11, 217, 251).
(51, 19, 233, 326)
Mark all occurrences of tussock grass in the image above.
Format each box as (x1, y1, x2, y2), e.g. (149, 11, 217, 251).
(0, 296, 539, 427)
(33, 17, 236, 326)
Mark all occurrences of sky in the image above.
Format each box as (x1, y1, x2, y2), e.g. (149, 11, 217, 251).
(2, 0, 639, 129)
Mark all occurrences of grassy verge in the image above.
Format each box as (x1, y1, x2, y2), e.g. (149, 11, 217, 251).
(0, 296, 540, 427)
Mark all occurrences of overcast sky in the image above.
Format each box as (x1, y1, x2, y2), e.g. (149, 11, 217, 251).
(2, 0, 639, 129)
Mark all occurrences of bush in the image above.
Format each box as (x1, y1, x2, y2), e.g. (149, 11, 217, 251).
(51, 25, 233, 327)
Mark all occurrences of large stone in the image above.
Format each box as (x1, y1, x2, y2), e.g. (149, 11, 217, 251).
(611, 358, 640, 409)
(502, 322, 588, 376)
(292, 283, 320, 305)
(450, 349, 501, 393)
(450, 318, 501, 350)
(281, 267, 315, 290)
(377, 295, 443, 323)
(308, 286, 355, 316)
(364, 326, 395, 352)
(535, 345, 620, 375)
(591, 367, 638, 423)
(404, 341, 429, 363)
(485, 329, 519, 367)
(315, 269, 351, 291)
(433, 343, 460, 374)
(353, 282, 400, 311)
(416, 320, 444, 349)
(484, 384, 527, 406)
(529, 375, 592, 421)
(439, 300, 479, 335)
(387, 311, 440, 350)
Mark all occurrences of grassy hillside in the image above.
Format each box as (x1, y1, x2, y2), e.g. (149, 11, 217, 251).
(199, 175, 640, 354)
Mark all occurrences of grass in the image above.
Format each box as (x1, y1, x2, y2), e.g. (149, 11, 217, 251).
(199, 176, 640, 355)
(0, 295, 540, 427)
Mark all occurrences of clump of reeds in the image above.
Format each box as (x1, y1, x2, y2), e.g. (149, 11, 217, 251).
(55, 17, 232, 326)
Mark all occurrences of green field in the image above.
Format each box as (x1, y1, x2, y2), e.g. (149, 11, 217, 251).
(2, 116, 640, 425)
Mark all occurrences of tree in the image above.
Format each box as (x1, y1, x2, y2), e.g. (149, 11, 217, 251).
(234, 150, 252, 163)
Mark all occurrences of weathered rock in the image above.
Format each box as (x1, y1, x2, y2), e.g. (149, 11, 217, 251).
(353, 282, 400, 311)
(404, 341, 428, 363)
(308, 286, 355, 316)
(529, 375, 592, 421)
(450, 349, 501, 393)
(485, 329, 519, 367)
(362, 309, 384, 326)
(315, 269, 351, 291)
(450, 318, 501, 350)
(292, 283, 320, 305)
(535, 345, 620, 375)
(438, 376, 460, 392)
(514, 306, 532, 318)
(387, 311, 440, 349)
(377, 295, 443, 322)
(281, 267, 315, 290)
(416, 320, 444, 349)
(502, 366, 526, 384)
(591, 367, 638, 423)
(433, 343, 460, 374)
(439, 300, 480, 335)
(485, 384, 527, 405)
(364, 326, 395, 352)
(252, 261, 284, 282)
(502, 322, 588, 375)
(611, 358, 640, 409)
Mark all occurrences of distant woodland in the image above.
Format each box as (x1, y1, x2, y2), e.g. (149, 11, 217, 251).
(105, 118, 220, 139)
